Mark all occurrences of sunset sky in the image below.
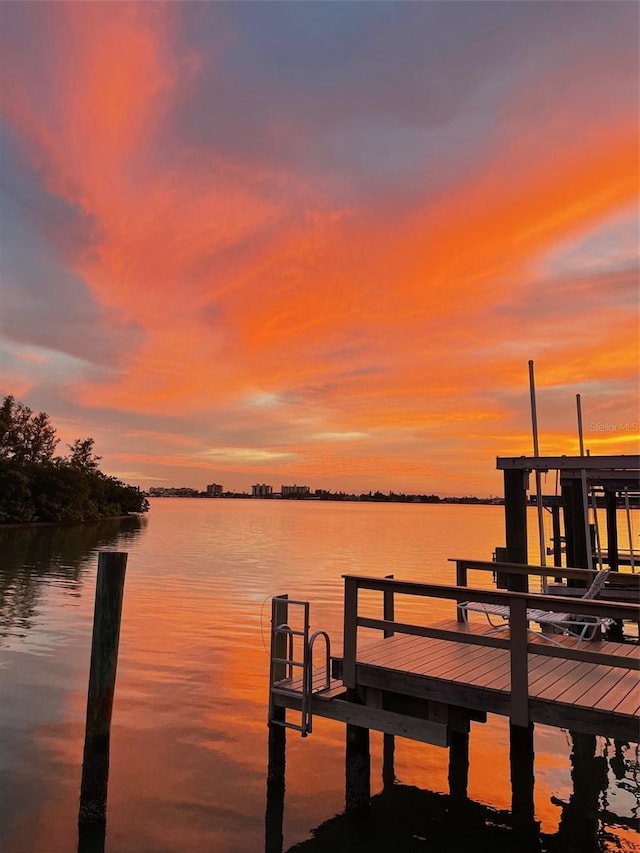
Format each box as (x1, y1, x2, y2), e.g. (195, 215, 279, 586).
(1, 1, 638, 496)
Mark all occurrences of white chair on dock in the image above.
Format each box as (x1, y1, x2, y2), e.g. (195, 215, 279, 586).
(458, 569, 613, 646)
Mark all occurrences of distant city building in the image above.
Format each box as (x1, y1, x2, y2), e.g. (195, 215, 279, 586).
(206, 483, 223, 496)
(281, 484, 310, 497)
(149, 487, 200, 497)
(252, 483, 273, 497)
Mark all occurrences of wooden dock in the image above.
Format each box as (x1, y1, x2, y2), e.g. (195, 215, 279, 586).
(335, 620, 638, 741)
(271, 572, 639, 743)
(267, 568, 639, 853)
(266, 453, 640, 849)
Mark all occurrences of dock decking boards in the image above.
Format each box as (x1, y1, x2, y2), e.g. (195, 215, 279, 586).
(329, 620, 640, 741)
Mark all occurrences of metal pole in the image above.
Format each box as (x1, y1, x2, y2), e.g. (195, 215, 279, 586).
(576, 394, 593, 571)
(624, 489, 636, 572)
(576, 393, 585, 457)
(591, 491, 604, 571)
(528, 361, 547, 588)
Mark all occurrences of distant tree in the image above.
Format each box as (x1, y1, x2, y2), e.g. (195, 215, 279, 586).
(0, 395, 149, 524)
(67, 437, 101, 472)
(31, 464, 92, 523)
(0, 461, 34, 523)
(0, 395, 59, 464)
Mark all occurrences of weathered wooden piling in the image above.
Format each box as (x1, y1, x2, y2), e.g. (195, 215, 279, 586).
(77, 821, 106, 853)
(382, 575, 395, 790)
(605, 489, 619, 571)
(562, 479, 589, 579)
(503, 469, 528, 591)
(265, 596, 288, 853)
(447, 730, 469, 801)
(265, 707, 286, 853)
(345, 714, 370, 811)
(509, 721, 536, 835)
(78, 551, 127, 826)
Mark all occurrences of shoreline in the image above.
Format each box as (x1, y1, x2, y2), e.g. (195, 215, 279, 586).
(0, 514, 146, 530)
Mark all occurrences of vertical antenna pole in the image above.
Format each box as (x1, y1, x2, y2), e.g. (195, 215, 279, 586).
(528, 361, 547, 585)
(576, 394, 593, 571)
(576, 393, 585, 457)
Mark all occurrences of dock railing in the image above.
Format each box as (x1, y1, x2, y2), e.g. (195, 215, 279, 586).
(451, 558, 640, 609)
(342, 574, 639, 727)
(451, 558, 600, 603)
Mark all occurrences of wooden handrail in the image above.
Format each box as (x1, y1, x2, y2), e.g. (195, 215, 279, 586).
(341, 574, 640, 728)
(355, 616, 637, 670)
(340, 575, 639, 619)
(451, 558, 597, 580)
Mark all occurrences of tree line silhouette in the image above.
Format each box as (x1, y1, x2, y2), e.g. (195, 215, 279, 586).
(0, 395, 149, 523)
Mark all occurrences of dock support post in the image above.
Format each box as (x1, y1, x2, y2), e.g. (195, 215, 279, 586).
(448, 730, 469, 802)
(562, 481, 575, 569)
(345, 711, 370, 811)
(382, 731, 395, 791)
(509, 722, 536, 836)
(605, 489, 619, 571)
(78, 551, 127, 826)
(265, 708, 286, 853)
(563, 480, 589, 582)
(504, 469, 529, 591)
(382, 575, 395, 789)
(265, 595, 289, 853)
(551, 504, 562, 580)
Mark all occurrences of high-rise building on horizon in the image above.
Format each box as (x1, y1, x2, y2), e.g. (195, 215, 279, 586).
(252, 483, 273, 497)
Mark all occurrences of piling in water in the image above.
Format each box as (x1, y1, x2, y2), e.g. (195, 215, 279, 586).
(345, 714, 370, 811)
(78, 551, 127, 825)
(509, 721, 537, 837)
(448, 730, 469, 802)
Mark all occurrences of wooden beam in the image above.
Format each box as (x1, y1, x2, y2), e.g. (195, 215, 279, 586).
(451, 557, 595, 581)
(497, 455, 640, 471)
(561, 470, 640, 484)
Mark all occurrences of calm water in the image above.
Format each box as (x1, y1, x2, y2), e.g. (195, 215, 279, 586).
(0, 499, 638, 852)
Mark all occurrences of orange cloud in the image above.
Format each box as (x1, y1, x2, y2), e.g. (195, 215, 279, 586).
(1, 2, 637, 493)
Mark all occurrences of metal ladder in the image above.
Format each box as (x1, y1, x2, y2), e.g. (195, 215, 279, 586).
(268, 595, 332, 737)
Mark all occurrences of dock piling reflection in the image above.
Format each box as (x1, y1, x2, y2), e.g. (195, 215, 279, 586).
(448, 729, 469, 801)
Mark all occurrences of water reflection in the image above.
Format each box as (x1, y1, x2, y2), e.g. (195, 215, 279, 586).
(1, 501, 637, 852)
(77, 822, 105, 853)
(276, 773, 638, 853)
(267, 725, 638, 853)
(281, 783, 536, 853)
(549, 734, 640, 852)
(0, 517, 145, 640)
